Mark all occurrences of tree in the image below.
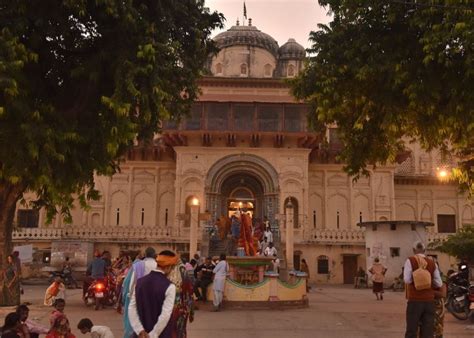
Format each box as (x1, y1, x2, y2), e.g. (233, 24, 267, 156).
(0, 0, 223, 262)
(430, 225, 474, 264)
(292, 1, 473, 192)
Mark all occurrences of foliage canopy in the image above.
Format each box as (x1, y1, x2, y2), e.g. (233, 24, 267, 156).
(430, 225, 474, 263)
(0, 0, 223, 258)
(292, 0, 473, 193)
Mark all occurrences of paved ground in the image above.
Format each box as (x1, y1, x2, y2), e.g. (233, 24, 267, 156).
(1, 284, 473, 338)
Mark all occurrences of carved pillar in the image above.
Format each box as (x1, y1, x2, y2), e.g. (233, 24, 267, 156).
(285, 198, 294, 270)
(189, 198, 200, 257)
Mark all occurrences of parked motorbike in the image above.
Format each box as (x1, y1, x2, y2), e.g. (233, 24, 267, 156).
(446, 264, 471, 321)
(468, 283, 474, 322)
(48, 271, 78, 289)
(83, 274, 117, 310)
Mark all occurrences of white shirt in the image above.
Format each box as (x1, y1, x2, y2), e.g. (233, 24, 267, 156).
(128, 269, 177, 338)
(403, 254, 442, 288)
(91, 325, 114, 338)
(264, 230, 273, 243)
(264, 246, 277, 257)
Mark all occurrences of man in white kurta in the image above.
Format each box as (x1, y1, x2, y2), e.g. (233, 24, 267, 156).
(212, 253, 228, 311)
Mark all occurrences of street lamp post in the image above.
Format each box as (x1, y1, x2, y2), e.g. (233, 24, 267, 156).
(189, 197, 199, 258)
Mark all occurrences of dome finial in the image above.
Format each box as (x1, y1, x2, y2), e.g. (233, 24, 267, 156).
(236, 18, 240, 26)
(248, 18, 252, 26)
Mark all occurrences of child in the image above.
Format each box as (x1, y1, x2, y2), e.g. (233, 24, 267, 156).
(77, 318, 114, 338)
(49, 299, 66, 328)
(46, 315, 75, 338)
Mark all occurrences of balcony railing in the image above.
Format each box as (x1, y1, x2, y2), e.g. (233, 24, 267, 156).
(302, 229, 366, 244)
(13, 226, 186, 243)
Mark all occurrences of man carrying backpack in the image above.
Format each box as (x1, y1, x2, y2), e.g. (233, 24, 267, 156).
(403, 241, 442, 338)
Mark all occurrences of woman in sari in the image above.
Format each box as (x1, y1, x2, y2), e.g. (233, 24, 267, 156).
(168, 259, 195, 338)
(1, 255, 20, 306)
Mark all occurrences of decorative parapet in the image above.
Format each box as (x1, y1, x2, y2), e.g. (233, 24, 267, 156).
(12, 228, 63, 241)
(302, 229, 365, 244)
(13, 226, 186, 243)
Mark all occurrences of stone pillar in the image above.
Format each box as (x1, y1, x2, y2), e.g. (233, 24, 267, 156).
(285, 198, 294, 270)
(189, 198, 200, 258)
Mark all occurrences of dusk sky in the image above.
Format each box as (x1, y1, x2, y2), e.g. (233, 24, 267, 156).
(206, 0, 331, 49)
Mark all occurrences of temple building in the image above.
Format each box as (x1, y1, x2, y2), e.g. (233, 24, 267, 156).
(13, 21, 473, 285)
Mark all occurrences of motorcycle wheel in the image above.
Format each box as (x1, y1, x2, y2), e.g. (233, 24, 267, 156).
(446, 295, 469, 320)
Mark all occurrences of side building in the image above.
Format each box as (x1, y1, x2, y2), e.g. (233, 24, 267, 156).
(13, 22, 473, 284)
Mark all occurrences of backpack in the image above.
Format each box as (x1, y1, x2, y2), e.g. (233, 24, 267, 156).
(412, 255, 432, 290)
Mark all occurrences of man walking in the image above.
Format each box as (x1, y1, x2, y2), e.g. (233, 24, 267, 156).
(122, 247, 157, 337)
(212, 253, 228, 312)
(128, 250, 178, 338)
(403, 241, 442, 338)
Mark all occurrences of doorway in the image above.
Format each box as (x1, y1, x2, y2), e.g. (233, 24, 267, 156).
(343, 255, 358, 284)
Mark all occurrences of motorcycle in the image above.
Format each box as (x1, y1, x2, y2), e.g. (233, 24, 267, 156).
(446, 264, 471, 321)
(83, 273, 118, 310)
(48, 271, 78, 289)
(469, 283, 474, 322)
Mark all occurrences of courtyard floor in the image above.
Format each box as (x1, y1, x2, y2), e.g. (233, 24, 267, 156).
(1, 284, 473, 338)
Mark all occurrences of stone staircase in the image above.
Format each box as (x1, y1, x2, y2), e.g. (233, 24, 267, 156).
(208, 237, 234, 258)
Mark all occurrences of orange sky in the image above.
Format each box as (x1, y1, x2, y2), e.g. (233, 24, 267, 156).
(206, 0, 331, 49)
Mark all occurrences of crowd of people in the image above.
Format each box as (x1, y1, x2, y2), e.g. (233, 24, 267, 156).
(1, 247, 231, 338)
(2, 236, 462, 338)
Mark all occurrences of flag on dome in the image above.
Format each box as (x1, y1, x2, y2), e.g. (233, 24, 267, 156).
(243, 1, 247, 19)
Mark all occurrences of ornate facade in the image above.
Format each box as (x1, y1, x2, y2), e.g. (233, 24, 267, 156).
(13, 22, 473, 284)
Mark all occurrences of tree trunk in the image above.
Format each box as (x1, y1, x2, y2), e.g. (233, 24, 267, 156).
(0, 181, 26, 267)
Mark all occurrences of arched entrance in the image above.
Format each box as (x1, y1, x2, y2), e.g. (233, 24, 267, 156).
(205, 154, 279, 226)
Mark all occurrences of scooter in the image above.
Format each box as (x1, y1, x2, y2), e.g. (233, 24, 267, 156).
(83, 274, 118, 310)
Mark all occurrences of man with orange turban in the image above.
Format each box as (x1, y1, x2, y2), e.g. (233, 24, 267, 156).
(128, 250, 178, 338)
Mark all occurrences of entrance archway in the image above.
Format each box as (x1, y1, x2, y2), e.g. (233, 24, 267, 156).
(205, 154, 279, 225)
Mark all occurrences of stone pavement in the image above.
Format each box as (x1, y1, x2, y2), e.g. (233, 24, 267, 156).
(1, 284, 473, 338)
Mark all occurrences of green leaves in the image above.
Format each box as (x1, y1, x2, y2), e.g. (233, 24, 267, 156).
(292, 0, 474, 194)
(0, 0, 223, 223)
(430, 225, 474, 262)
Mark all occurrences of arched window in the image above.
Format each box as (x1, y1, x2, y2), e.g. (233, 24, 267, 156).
(284, 197, 299, 228)
(240, 63, 248, 76)
(264, 64, 272, 77)
(184, 195, 198, 227)
(287, 64, 295, 77)
(215, 63, 223, 75)
(317, 255, 329, 274)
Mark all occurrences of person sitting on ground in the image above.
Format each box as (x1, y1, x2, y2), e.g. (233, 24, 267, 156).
(1, 312, 29, 338)
(264, 242, 277, 257)
(16, 305, 48, 338)
(44, 277, 65, 306)
(46, 315, 75, 338)
(49, 298, 67, 328)
(77, 318, 114, 338)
